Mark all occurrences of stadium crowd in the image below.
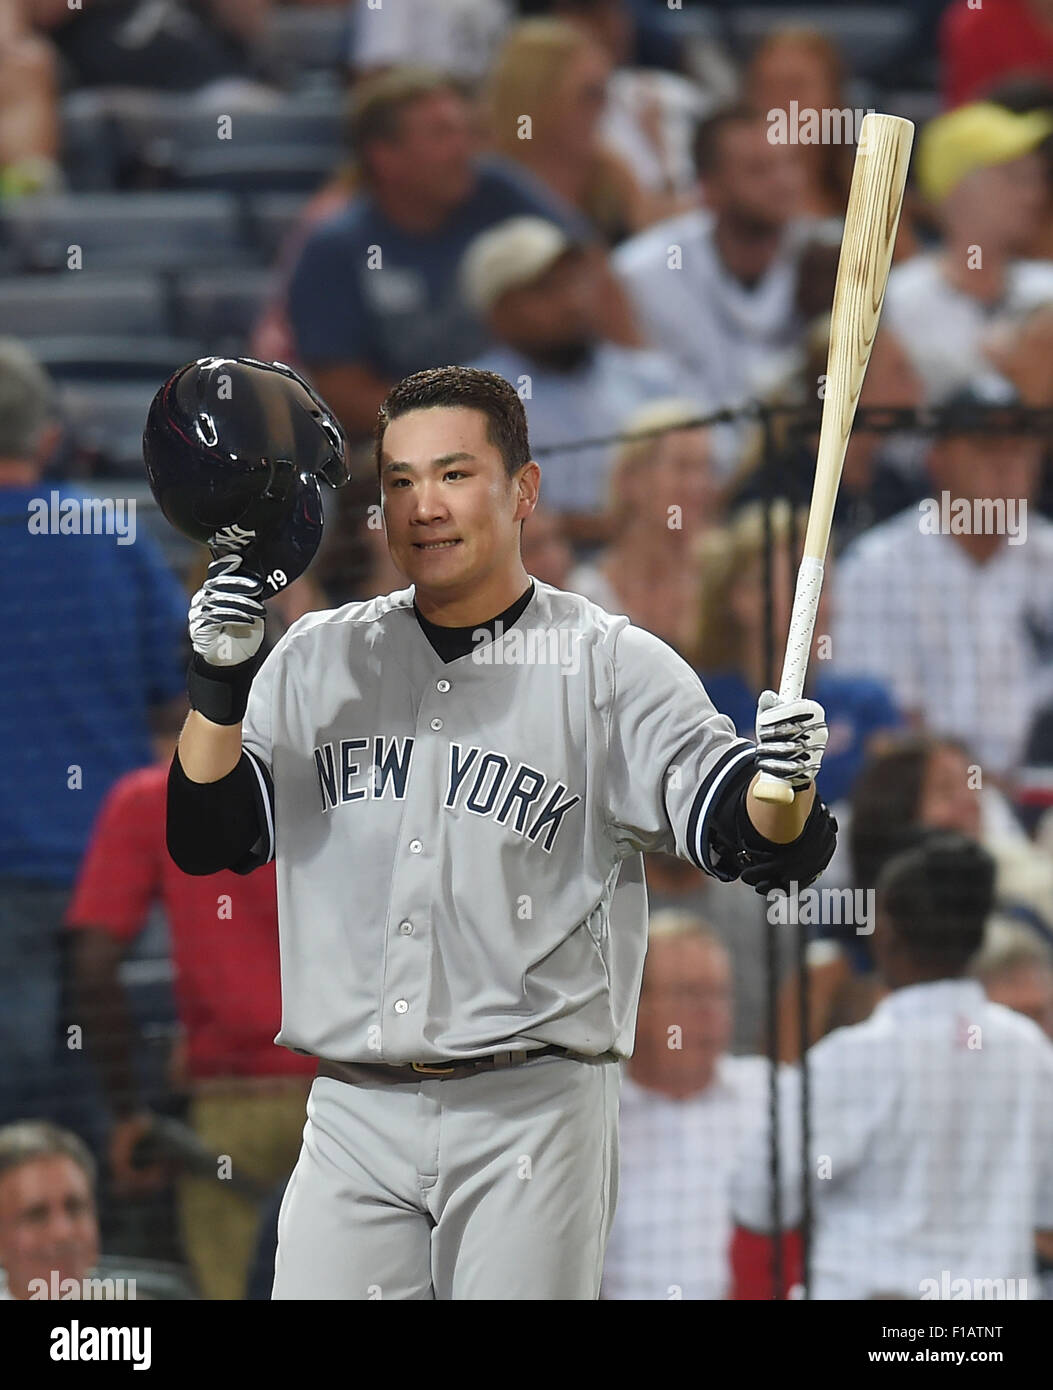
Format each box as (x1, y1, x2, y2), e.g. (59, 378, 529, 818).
(2, 0, 1053, 1301)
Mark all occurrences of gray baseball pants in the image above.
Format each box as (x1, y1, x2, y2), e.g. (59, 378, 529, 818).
(271, 1053, 621, 1300)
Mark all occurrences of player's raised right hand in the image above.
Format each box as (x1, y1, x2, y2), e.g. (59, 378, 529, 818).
(188, 551, 267, 667)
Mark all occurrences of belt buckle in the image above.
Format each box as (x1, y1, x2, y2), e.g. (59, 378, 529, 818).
(410, 1062, 457, 1076)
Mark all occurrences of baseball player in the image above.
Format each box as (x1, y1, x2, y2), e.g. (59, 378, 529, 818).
(167, 364, 836, 1300)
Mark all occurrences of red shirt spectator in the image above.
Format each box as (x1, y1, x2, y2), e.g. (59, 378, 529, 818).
(942, 0, 1053, 108)
(66, 762, 312, 1081)
(730, 1226, 802, 1300)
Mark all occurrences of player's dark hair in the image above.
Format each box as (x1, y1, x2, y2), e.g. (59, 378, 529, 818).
(692, 103, 762, 181)
(374, 366, 532, 480)
(876, 830, 995, 973)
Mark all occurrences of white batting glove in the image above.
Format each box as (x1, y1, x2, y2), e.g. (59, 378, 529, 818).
(188, 552, 266, 667)
(755, 689, 829, 790)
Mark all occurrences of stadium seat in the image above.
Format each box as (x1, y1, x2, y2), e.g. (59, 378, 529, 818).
(26, 335, 203, 383)
(173, 268, 277, 355)
(0, 274, 168, 339)
(0, 193, 250, 273)
(59, 380, 166, 474)
(169, 145, 337, 195)
(66, 89, 183, 188)
(111, 101, 344, 189)
(882, 90, 941, 131)
(727, 8, 914, 78)
(247, 192, 311, 261)
(254, 6, 351, 81)
(60, 91, 120, 192)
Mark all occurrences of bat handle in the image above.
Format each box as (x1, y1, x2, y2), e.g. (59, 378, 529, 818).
(753, 557, 825, 806)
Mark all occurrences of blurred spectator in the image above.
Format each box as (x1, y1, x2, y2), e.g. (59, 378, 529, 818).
(628, 500, 898, 1061)
(984, 297, 1053, 525)
(568, 398, 719, 653)
(553, 0, 709, 215)
(638, 846, 780, 1061)
(32, 0, 280, 104)
(349, 0, 512, 85)
(734, 831, 1053, 1300)
(244, 1175, 286, 1300)
(67, 725, 314, 1301)
(728, 319, 928, 553)
(830, 377, 1053, 781)
(0, 1121, 98, 1300)
(286, 67, 590, 438)
(781, 731, 1053, 1061)
(972, 921, 1053, 1037)
(0, 0, 62, 197)
(0, 339, 187, 1139)
(691, 501, 903, 808)
(989, 299, 1053, 410)
(463, 216, 686, 544)
(883, 103, 1053, 403)
(985, 77, 1053, 261)
(600, 912, 772, 1300)
(520, 503, 574, 590)
(483, 16, 653, 243)
(249, 157, 358, 365)
(744, 27, 853, 224)
(941, 0, 1053, 110)
(1020, 694, 1053, 836)
(314, 488, 406, 607)
(613, 106, 811, 477)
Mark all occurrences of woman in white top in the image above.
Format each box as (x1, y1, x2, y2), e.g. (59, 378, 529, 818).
(568, 397, 722, 656)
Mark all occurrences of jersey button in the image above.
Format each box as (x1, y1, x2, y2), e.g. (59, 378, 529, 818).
(409, 839, 423, 853)
(394, 999, 409, 1014)
(398, 921, 413, 935)
(436, 679, 450, 693)
(430, 717, 443, 731)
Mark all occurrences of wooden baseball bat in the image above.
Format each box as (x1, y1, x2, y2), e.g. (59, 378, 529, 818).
(754, 112, 915, 804)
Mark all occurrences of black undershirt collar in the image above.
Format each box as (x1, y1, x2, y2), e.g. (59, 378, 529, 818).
(413, 582, 536, 664)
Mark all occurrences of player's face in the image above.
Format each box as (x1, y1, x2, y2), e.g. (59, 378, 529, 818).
(0, 1157, 99, 1298)
(379, 406, 537, 599)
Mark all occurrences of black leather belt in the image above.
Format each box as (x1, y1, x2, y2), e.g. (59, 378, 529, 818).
(316, 1044, 574, 1085)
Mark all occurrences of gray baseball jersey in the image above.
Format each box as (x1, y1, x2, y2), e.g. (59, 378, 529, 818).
(239, 577, 756, 1066)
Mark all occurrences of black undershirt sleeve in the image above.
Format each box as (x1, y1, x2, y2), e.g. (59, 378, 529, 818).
(166, 747, 269, 876)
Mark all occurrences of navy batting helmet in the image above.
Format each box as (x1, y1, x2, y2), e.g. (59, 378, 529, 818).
(143, 356, 351, 594)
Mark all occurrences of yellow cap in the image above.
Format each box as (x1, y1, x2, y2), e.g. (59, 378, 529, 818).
(917, 102, 1053, 203)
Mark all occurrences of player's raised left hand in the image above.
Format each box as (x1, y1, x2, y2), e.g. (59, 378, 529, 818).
(755, 689, 829, 790)
(188, 550, 267, 668)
